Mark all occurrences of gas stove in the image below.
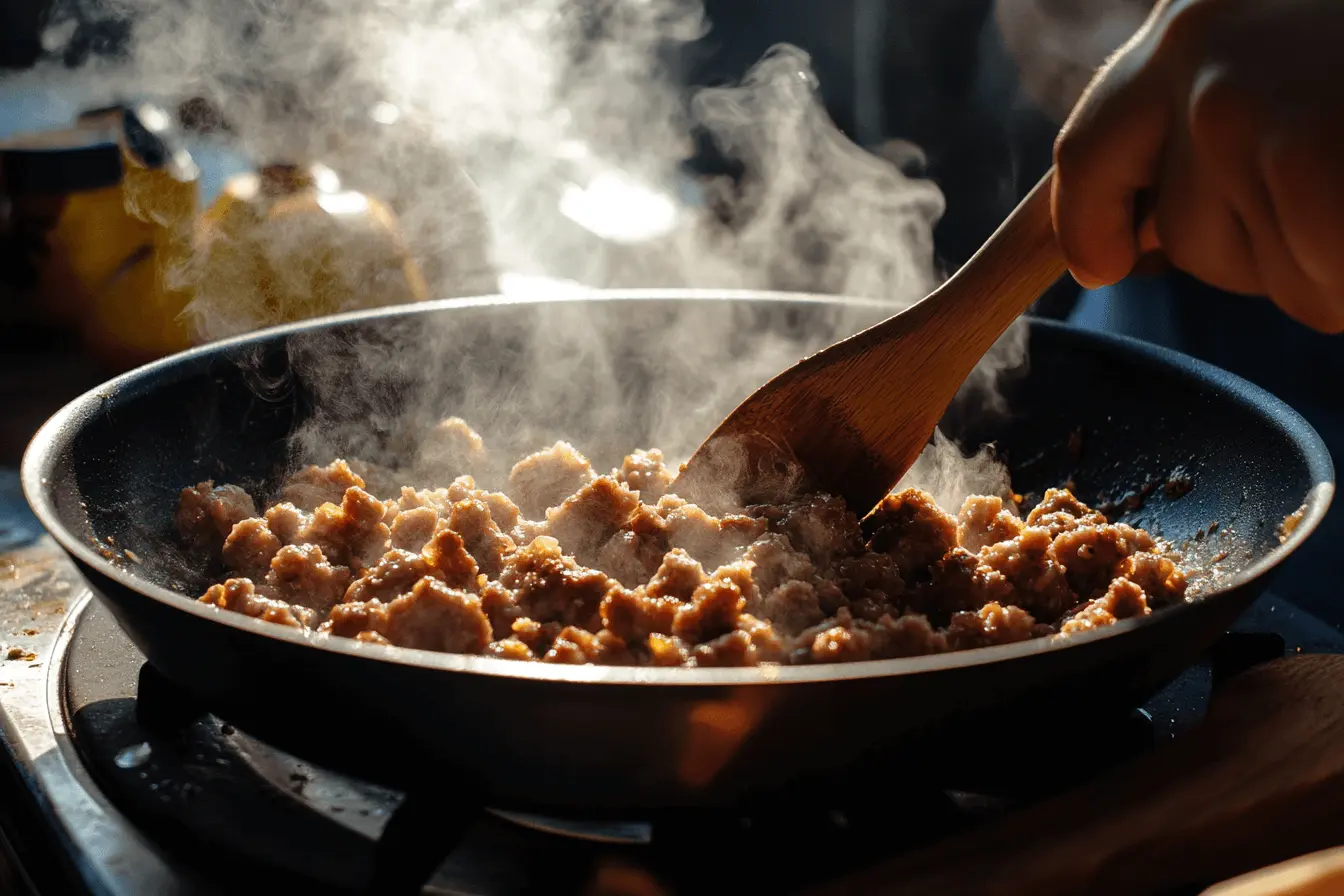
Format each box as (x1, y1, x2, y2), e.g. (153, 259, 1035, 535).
(2, 468, 1342, 896)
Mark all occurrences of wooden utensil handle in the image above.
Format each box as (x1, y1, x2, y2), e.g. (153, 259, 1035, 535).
(920, 166, 1068, 341)
(1203, 846, 1344, 895)
(806, 654, 1344, 896)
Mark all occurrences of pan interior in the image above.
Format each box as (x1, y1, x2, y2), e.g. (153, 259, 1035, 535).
(32, 293, 1332, 645)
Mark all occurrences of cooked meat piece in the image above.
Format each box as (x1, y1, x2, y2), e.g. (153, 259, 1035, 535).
(499, 536, 615, 631)
(867, 488, 958, 581)
(707, 561, 758, 604)
(911, 548, 1012, 622)
(467, 491, 518, 531)
(752, 493, 863, 567)
(737, 614, 786, 659)
(659, 498, 767, 570)
(479, 580, 522, 639)
(378, 578, 493, 653)
(647, 633, 691, 666)
(691, 629, 757, 667)
(263, 502, 308, 544)
(478, 491, 521, 534)
(1061, 578, 1151, 634)
(945, 602, 1039, 651)
(389, 507, 438, 552)
(979, 528, 1076, 621)
(541, 626, 632, 664)
(1026, 488, 1107, 537)
(801, 608, 946, 663)
(600, 586, 680, 641)
(397, 486, 450, 514)
(445, 476, 480, 504)
(755, 581, 828, 634)
(321, 600, 386, 639)
(281, 460, 366, 511)
(323, 577, 492, 653)
(1117, 552, 1187, 607)
(343, 548, 434, 604)
(298, 487, 391, 572)
(742, 534, 816, 596)
(877, 613, 948, 657)
(616, 448, 676, 502)
(200, 577, 313, 629)
(509, 616, 562, 653)
(957, 495, 1025, 552)
(646, 549, 705, 602)
(1052, 523, 1156, 600)
(508, 441, 596, 518)
(422, 521, 480, 590)
(545, 476, 642, 566)
(486, 637, 535, 660)
(265, 543, 352, 613)
(416, 416, 489, 481)
(672, 568, 749, 643)
(447, 499, 516, 578)
(833, 552, 905, 607)
(175, 482, 257, 556)
(221, 517, 282, 580)
(594, 527, 668, 589)
(510, 518, 550, 547)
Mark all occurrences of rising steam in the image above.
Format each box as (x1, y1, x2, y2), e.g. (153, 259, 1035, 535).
(24, 0, 1028, 509)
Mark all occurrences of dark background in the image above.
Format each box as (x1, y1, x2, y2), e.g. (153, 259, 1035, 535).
(0, 0, 1061, 289)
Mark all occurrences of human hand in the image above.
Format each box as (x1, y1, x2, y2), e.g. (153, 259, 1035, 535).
(1052, 0, 1344, 332)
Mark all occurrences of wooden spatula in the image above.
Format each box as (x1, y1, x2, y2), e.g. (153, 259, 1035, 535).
(1204, 847, 1344, 896)
(674, 168, 1067, 515)
(802, 653, 1344, 896)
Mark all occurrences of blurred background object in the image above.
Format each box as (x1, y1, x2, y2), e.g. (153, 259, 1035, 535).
(187, 161, 429, 340)
(0, 0, 1080, 458)
(1, 104, 198, 370)
(1, 0, 1059, 347)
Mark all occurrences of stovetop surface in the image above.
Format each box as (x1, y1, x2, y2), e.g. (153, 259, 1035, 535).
(3, 466, 1344, 895)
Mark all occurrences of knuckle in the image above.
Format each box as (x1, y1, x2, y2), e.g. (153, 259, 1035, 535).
(1052, 128, 1086, 178)
(1154, 0, 1216, 51)
(1187, 68, 1238, 136)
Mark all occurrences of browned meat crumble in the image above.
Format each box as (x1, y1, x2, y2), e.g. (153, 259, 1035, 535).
(176, 418, 1188, 667)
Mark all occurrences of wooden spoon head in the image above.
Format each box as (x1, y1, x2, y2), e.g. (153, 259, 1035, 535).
(673, 298, 957, 516)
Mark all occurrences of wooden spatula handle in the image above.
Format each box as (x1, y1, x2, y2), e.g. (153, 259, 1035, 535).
(919, 166, 1067, 341)
(805, 654, 1344, 896)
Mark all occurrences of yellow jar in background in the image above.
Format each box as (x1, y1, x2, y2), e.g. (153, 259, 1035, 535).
(0, 104, 199, 371)
(187, 161, 429, 341)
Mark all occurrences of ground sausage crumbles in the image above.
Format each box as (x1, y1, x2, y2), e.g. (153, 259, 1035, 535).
(175, 419, 1188, 667)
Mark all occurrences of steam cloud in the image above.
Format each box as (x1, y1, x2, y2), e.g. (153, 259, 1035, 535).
(26, 0, 1028, 510)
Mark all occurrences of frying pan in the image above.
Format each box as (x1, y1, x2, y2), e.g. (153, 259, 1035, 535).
(20, 290, 1334, 811)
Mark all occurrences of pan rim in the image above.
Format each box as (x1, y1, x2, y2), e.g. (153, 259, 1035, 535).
(20, 289, 1337, 687)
